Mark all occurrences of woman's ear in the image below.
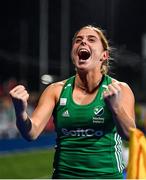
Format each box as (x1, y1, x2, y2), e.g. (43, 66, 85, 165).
(102, 51, 109, 60)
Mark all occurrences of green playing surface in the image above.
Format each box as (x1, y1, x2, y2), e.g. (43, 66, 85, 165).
(0, 148, 55, 179)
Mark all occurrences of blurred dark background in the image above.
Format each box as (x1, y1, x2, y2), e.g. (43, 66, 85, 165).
(0, 0, 146, 102)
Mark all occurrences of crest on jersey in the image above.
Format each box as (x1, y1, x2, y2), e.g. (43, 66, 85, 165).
(94, 106, 104, 116)
(93, 106, 104, 124)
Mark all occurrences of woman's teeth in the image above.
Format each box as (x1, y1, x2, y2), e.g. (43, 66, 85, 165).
(78, 49, 90, 60)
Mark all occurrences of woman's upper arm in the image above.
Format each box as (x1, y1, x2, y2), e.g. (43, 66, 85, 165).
(32, 84, 56, 120)
(30, 82, 63, 136)
(111, 79, 135, 120)
(121, 82, 135, 119)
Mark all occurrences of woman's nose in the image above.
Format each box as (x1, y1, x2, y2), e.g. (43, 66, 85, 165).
(81, 39, 87, 45)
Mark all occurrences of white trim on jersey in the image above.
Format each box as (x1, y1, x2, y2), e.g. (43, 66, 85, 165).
(114, 133, 125, 173)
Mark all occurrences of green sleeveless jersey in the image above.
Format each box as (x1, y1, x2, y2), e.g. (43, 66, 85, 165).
(52, 75, 125, 179)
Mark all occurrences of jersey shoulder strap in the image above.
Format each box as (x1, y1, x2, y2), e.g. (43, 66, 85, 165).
(103, 74, 112, 85)
(59, 76, 75, 98)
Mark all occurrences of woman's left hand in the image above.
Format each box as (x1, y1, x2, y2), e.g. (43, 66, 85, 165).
(103, 81, 122, 111)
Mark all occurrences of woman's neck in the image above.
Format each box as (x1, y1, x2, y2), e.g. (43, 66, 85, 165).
(75, 71, 103, 93)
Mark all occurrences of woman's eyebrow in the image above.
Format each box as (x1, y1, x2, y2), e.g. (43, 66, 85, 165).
(87, 35, 99, 39)
(75, 35, 83, 39)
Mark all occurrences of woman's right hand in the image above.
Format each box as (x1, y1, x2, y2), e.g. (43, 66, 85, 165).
(9, 85, 29, 120)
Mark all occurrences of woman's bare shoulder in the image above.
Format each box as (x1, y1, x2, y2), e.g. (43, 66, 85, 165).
(42, 79, 67, 97)
(38, 79, 68, 105)
(111, 78, 134, 95)
(112, 78, 130, 88)
(50, 79, 67, 89)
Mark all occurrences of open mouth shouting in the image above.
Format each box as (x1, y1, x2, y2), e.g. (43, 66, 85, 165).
(78, 49, 91, 60)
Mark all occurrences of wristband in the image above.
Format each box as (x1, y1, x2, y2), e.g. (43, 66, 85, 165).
(16, 117, 32, 141)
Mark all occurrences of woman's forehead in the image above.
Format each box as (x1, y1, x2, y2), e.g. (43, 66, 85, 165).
(76, 28, 99, 37)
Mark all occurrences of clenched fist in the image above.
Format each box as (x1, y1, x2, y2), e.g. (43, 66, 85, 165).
(103, 81, 123, 111)
(9, 85, 29, 119)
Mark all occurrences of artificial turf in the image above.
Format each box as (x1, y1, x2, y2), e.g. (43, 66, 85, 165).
(0, 148, 55, 179)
